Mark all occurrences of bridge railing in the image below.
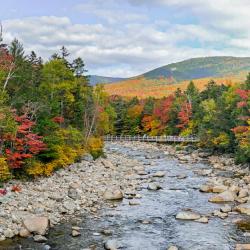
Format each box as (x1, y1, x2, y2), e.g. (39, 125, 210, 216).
(103, 135, 199, 143)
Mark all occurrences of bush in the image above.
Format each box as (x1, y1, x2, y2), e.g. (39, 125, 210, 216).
(87, 137, 104, 159)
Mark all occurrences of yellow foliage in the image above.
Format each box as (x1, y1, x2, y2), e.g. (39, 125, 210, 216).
(212, 133, 230, 148)
(0, 157, 11, 181)
(180, 121, 195, 136)
(87, 137, 104, 159)
(26, 144, 86, 177)
(26, 161, 44, 176)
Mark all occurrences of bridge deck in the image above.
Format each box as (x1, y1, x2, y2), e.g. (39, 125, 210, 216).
(104, 135, 199, 143)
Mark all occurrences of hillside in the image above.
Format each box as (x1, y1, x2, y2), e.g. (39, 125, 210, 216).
(89, 75, 126, 85)
(104, 56, 250, 98)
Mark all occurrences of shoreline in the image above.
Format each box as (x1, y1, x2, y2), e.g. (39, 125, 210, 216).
(0, 141, 249, 245)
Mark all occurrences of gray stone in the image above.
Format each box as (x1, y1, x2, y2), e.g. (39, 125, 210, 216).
(153, 171, 166, 178)
(4, 229, 15, 238)
(235, 202, 250, 215)
(220, 205, 232, 213)
(33, 235, 47, 243)
(68, 188, 80, 200)
(147, 183, 162, 191)
(176, 211, 201, 220)
(168, 246, 179, 250)
(195, 217, 209, 223)
(81, 154, 93, 161)
(72, 230, 81, 237)
(129, 200, 140, 206)
(103, 188, 123, 200)
(104, 239, 121, 250)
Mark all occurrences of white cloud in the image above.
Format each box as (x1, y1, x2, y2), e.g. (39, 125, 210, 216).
(2, 0, 250, 78)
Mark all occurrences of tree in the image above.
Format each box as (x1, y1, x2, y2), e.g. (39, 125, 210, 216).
(72, 57, 87, 78)
(5, 113, 46, 169)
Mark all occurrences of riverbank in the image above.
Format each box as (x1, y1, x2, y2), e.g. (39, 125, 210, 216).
(0, 141, 250, 249)
(0, 146, 146, 242)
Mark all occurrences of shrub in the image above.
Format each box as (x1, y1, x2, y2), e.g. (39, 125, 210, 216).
(87, 137, 104, 159)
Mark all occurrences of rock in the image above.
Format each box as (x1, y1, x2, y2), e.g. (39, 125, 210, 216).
(33, 235, 47, 243)
(235, 202, 250, 215)
(220, 205, 231, 213)
(212, 185, 228, 193)
(101, 229, 113, 236)
(238, 189, 248, 198)
(72, 230, 81, 237)
(139, 219, 152, 224)
(168, 246, 178, 250)
(153, 171, 166, 177)
(68, 188, 80, 200)
(101, 159, 115, 169)
(137, 171, 148, 176)
(229, 185, 240, 194)
(23, 216, 49, 235)
(147, 183, 162, 191)
(200, 184, 213, 193)
(213, 210, 228, 219)
(0, 236, 6, 241)
(195, 217, 209, 223)
(19, 227, 31, 237)
(135, 194, 142, 199)
(82, 154, 93, 161)
(129, 200, 140, 206)
(236, 244, 250, 250)
(176, 211, 201, 220)
(4, 229, 15, 238)
(63, 201, 76, 212)
(208, 190, 235, 203)
(177, 174, 187, 179)
(49, 194, 63, 202)
(104, 239, 121, 250)
(103, 188, 123, 200)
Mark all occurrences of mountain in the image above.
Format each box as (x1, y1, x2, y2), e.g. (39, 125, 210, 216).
(88, 75, 126, 86)
(104, 56, 250, 98)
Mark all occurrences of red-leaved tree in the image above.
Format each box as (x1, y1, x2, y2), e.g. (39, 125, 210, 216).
(5, 114, 46, 169)
(176, 101, 192, 130)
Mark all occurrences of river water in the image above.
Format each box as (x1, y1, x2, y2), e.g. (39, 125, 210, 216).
(1, 142, 249, 250)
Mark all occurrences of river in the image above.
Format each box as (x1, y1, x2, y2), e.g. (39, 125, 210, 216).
(1, 142, 248, 250)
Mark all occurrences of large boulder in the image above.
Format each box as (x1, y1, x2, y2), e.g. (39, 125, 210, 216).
(238, 189, 248, 198)
(208, 190, 235, 203)
(235, 202, 250, 215)
(200, 184, 213, 193)
(23, 216, 49, 235)
(212, 185, 228, 193)
(236, 244, 250, 250)
(176, 211, 201, 220)
(103, 188, 123, 201)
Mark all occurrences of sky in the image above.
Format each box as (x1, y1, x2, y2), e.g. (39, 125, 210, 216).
(1, 0, 250, 77)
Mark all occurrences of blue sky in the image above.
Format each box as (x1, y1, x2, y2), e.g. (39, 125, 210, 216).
(1, 0, 250, 77)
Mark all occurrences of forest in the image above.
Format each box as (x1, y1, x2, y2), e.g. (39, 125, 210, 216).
(0, 36, 115, 181)
(109, 78, 250, 163)
(0, 35, 249, 183)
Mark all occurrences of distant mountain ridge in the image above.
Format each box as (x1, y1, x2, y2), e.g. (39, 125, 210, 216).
(88, 75, 126, 85)
(103, 56, 250, 98)
(141, 56, 250, 81)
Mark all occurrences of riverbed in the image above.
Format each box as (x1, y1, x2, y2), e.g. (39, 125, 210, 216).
(1, 142, 249, 250)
